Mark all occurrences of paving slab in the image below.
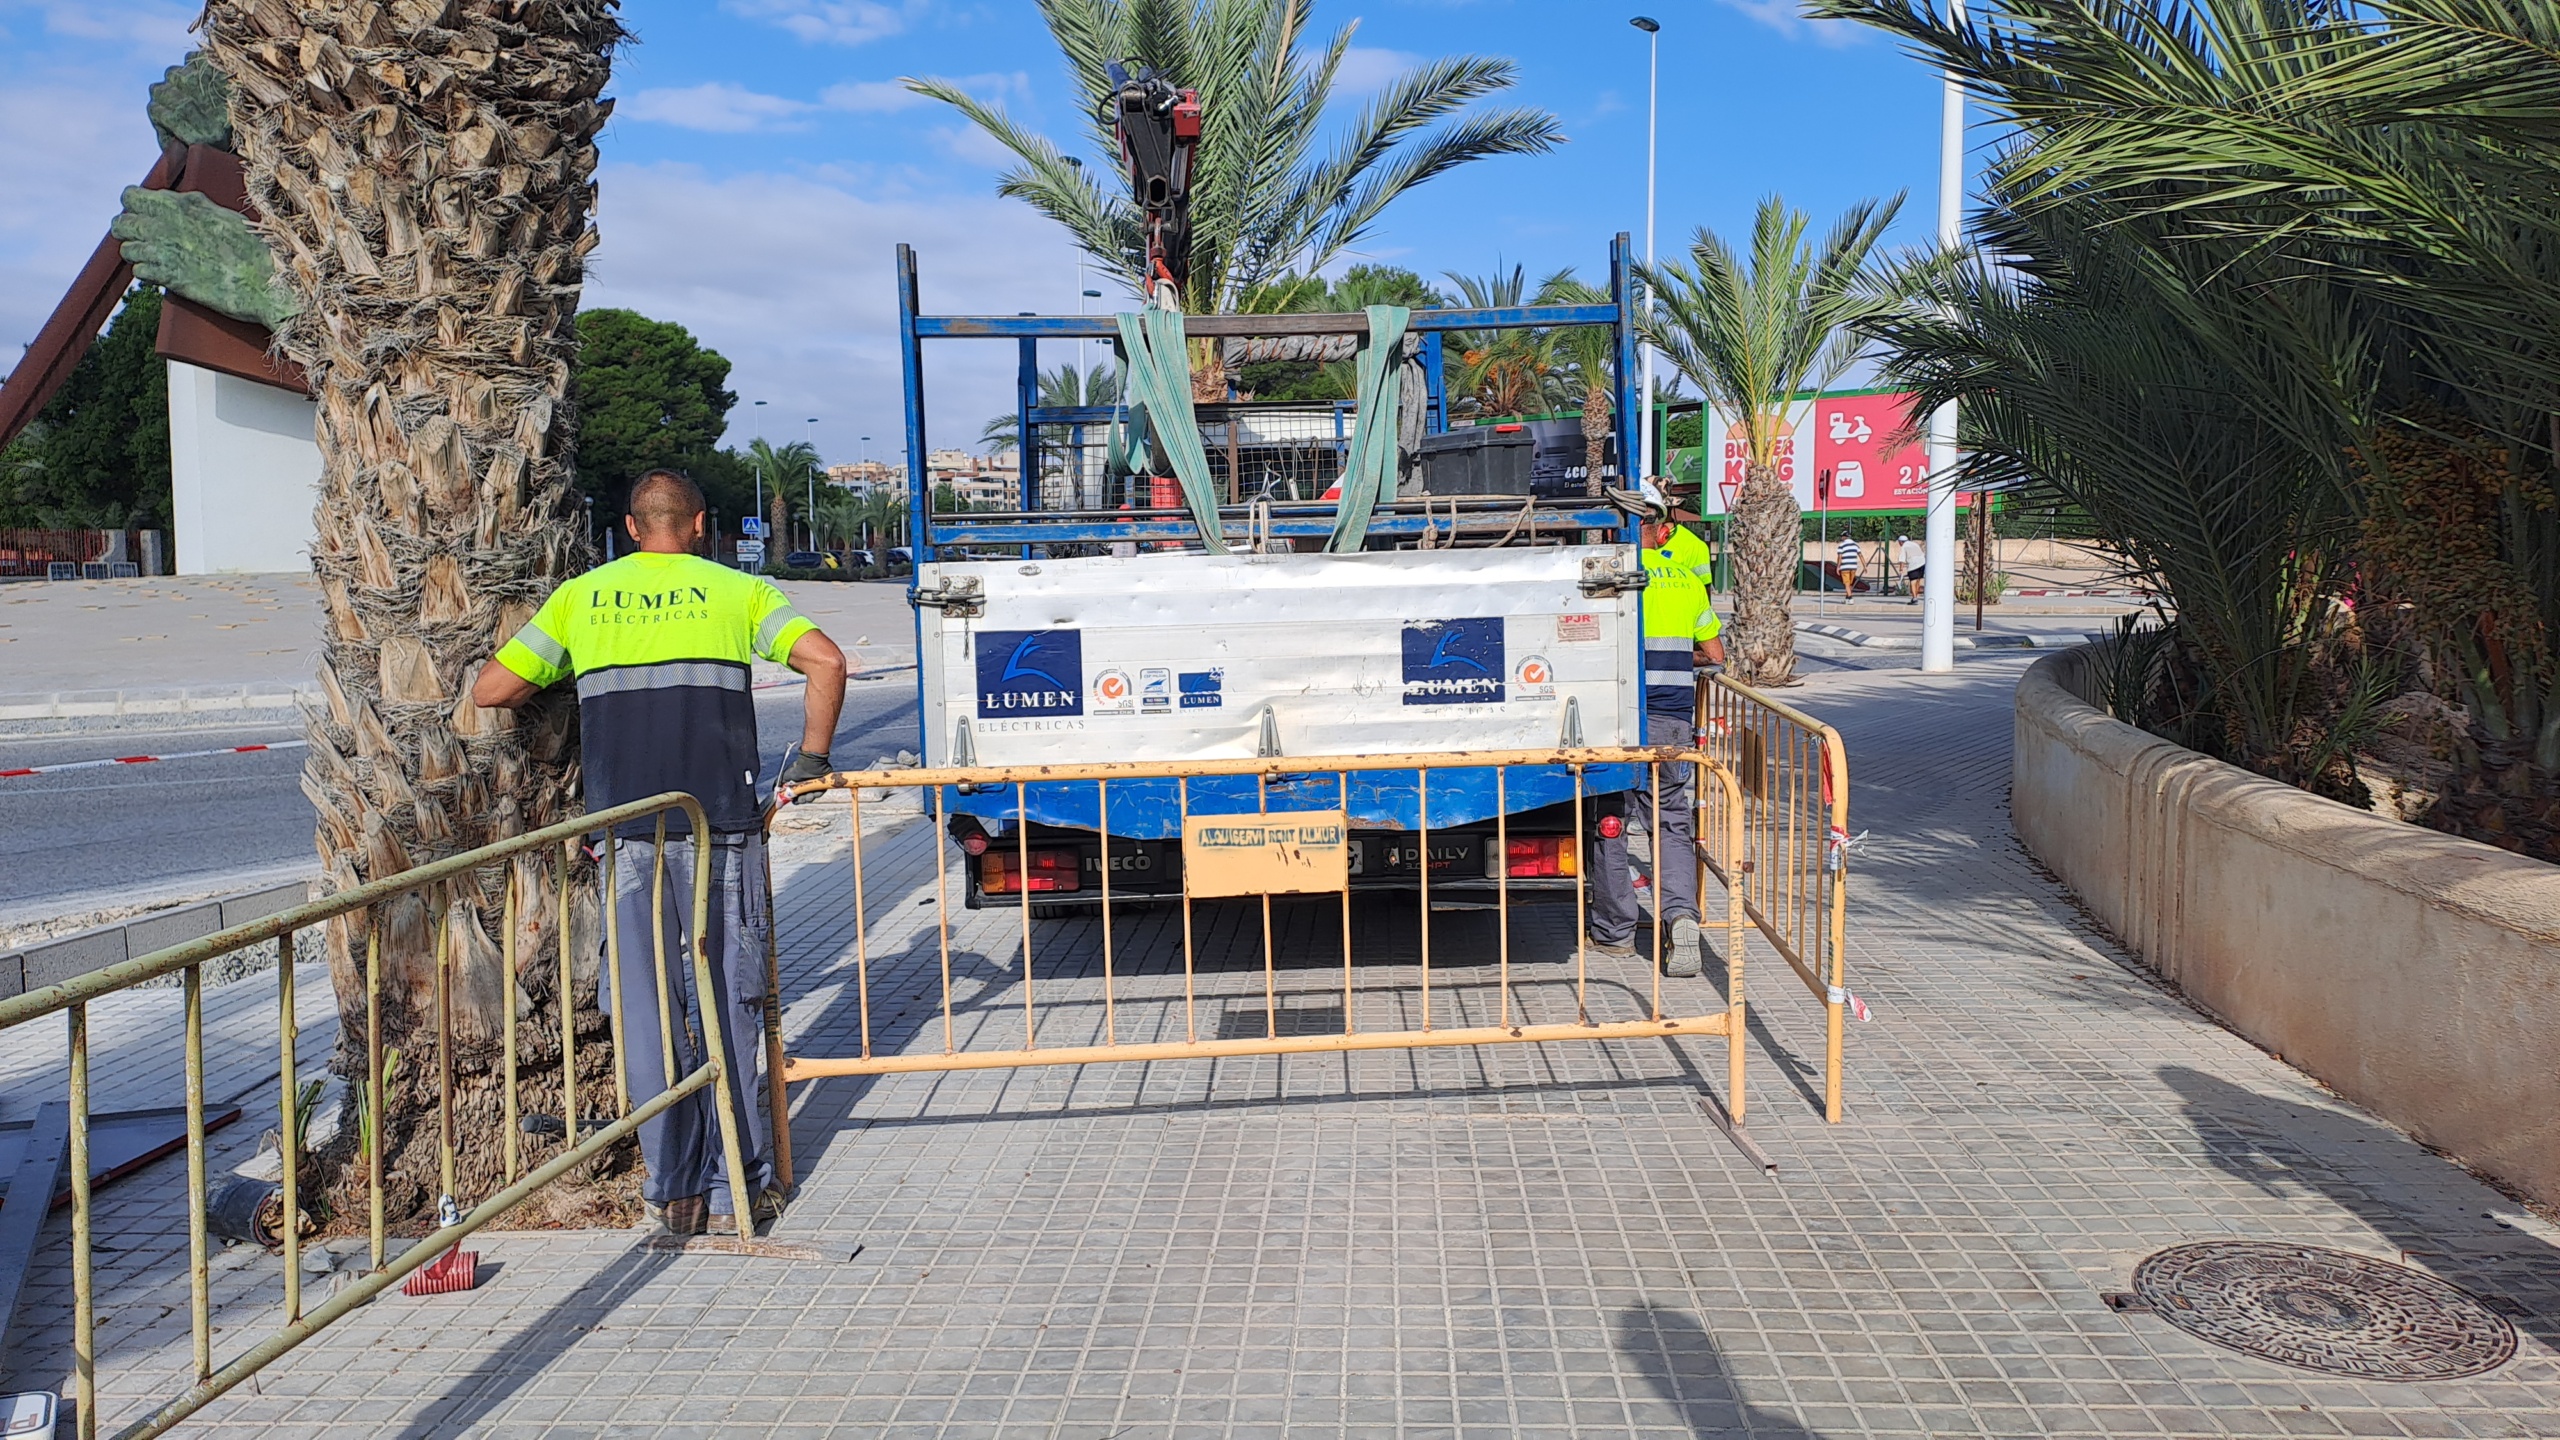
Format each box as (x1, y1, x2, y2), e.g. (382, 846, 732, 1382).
(3, 657, 2556, 1437)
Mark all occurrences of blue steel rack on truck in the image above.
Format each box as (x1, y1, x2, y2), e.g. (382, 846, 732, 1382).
(892, 236, 1657, 914)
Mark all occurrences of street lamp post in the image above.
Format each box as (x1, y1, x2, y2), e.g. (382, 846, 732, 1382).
(750, 399, 768, 558)
(804, 416, 820, 552)
(1920, 0, 1965, 672)
(1631, 15, 1660, 486)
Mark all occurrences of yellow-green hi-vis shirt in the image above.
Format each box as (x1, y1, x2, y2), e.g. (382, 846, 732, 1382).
(495, 552, 815, 837)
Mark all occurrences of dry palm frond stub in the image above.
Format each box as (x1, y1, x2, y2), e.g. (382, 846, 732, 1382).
(202, 0, 627, 1218)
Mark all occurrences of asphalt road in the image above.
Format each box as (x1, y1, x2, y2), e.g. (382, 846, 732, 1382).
(0, 678, 921, 926)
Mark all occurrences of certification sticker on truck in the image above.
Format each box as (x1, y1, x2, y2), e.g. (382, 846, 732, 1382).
(1555, 613, 1602, 643)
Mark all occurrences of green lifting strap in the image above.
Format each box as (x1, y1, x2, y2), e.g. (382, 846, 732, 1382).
(1114, 308, 1228, 555)
(1325, 305, 1411, 554)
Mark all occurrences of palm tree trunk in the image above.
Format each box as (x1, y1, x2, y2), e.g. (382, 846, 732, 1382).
(1728, 460, 1802, 685)
(204, 0, 625, 1221)
(1580, 380, 1610, 497)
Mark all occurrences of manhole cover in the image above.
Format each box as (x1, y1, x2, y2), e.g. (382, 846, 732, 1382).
(2131, 1242, 2516, 1380)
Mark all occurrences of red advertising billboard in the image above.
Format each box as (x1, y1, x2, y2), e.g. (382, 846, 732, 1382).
(1699, 390, 1968, 515)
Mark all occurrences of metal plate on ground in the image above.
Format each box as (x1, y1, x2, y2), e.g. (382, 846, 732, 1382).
(2131, 1241, 2516, 1380)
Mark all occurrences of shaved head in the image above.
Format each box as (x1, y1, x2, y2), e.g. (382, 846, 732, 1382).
(627, 470, 705, 534)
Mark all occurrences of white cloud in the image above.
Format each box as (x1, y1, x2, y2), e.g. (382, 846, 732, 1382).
(721, 0, 921, 47)
(1334, 46, 1420, 97)
(34, 1, 195, 53)
(0, 79, 163, 376)
(819, 79, 926, 114)
(1713, 0, 1867, 48)
(929, 124, 1019, 169)
(620, 74, 1027, 131)
(620, 82, 816, 133)
(583, 161, 1091, 457)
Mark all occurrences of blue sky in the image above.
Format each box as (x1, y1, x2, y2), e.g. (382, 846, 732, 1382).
(0, 0, 1970, 459)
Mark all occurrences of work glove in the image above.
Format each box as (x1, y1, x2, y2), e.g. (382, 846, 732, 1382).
(776, 749, 833, 805)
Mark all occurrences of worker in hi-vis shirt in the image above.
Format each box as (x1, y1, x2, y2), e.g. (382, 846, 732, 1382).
(1591, 481, 1725, 977)
(472, 469, 848, 1239)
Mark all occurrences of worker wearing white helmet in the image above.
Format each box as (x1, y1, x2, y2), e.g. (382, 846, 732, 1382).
(1592, 480, 1724, 975)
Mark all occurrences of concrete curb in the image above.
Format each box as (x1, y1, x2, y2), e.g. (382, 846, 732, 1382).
(1795, 621, 2106, 651)
(2014, 645, 2560, 1208)
(0, 684, 316, 726)
(1, 877, 315, 1001)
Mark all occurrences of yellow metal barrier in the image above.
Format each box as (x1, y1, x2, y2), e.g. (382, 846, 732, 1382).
(777, 746, 1753, 1120)
(1697, 674, 1853, 1122)
(0, 793, 762, 1440)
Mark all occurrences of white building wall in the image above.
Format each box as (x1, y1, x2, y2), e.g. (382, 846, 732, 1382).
(167, 359, 321, 575)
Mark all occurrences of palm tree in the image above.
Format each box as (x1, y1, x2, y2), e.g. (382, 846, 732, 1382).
(1536, 272, 1617, 496)
(906, 0, 1563, 394)
(748, 438, 822, 549)
(1826, 0, 2560, 826)
(1637, 196, 1936, 686)
(198, 1, 624, 1211)
(1442, 266, 1571, 420)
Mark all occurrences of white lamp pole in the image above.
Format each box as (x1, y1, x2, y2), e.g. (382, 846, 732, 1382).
(1632, 15, 1661, 485)
(750, 399, 768, 558)
(804, 416, 820, 550)
(1921, 1, 1965, 673)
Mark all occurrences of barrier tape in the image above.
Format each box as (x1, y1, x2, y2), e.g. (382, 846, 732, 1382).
(0, 740, 309, 779)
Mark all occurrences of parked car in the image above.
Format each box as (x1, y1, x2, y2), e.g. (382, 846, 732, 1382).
(886, 547, 914, 568)
(783, 550, 835, 570)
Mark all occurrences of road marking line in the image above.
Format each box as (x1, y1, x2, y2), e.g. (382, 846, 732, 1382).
(0, 740, 309, 779)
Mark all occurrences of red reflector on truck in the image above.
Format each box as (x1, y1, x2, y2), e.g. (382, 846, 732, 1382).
(981, 848, 1082, 894)
(1487, 836, 1578, 879)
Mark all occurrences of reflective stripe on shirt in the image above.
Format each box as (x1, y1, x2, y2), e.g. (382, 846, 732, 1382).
(575, 660, 752, 700)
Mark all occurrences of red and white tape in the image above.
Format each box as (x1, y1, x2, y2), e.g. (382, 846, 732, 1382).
(0, 739, 309, 779)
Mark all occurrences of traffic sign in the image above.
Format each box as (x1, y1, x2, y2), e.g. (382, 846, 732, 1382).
(742, 517, 767, 538)
(736, 540, 766, 569)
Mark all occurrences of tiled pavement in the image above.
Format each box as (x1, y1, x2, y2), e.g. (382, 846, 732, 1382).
(8, 657, 2560, 1437)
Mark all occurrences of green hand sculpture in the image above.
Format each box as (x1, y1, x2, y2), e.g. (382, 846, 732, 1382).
(148, 52, 233, 153)
(113, 188, 299, 330)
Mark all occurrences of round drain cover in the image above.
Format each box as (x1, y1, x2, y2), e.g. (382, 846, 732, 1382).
(2132, 1242, 2516, 1380)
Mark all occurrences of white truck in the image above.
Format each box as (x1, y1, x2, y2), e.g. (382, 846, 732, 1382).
(912, 545, 1651, 913)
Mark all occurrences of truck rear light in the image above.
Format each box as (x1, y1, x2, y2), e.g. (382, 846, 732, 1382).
(1487, 836, 1577, 879)
(981, 848, 1082, 894)
(961, 832, 990, 856)
(1599, 815, 1622, 840)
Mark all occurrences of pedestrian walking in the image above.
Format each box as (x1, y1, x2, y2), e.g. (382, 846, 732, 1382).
(1836, 535, 1862, 596)
(1592, 481, 1725, 977)
(1900, 533, 1925, 604)
(471, 469, 849, 1239)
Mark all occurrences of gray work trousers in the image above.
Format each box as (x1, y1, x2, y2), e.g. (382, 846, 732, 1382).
(609, 831, 775, 1212)
(1589, 712, 1700, 944)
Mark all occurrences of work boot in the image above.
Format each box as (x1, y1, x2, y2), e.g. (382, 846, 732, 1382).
(709, 1186, 788, 1236)
(1586, 934, 1637, 959)
(1663, 916, 1704, 978)
(644, 1194, 707, 1239)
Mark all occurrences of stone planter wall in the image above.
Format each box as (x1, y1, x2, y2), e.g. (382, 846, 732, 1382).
(2013, 647, 2560, 1205)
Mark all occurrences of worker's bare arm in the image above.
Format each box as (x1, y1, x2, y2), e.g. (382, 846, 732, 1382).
(1697, 636, 1726, 668)
(787, 629, 849, 757)
(471, 662, 542, 710)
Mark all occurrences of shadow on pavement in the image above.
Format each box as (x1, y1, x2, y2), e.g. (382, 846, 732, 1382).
(2159, 1064, 2560, 1349)
(1616, 1302, 1825, 1437)
(392, 1243, 675, 1440)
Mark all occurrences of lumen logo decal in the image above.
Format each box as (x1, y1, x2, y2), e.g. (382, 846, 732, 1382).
(976, 630, 1083, 717)
(1402, 618, 1505, 705)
